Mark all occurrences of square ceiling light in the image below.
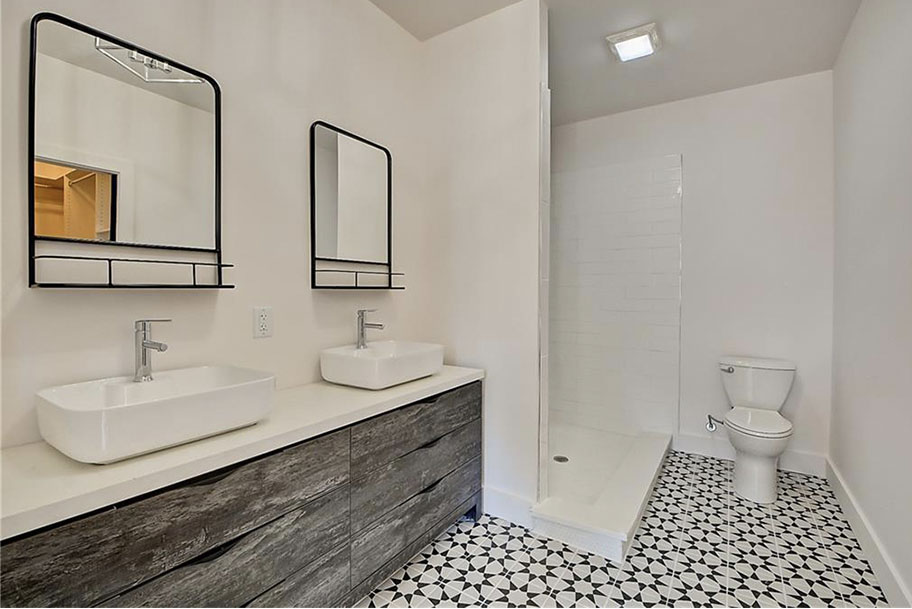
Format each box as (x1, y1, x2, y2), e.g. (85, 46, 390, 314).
(606, 22, 661, 62)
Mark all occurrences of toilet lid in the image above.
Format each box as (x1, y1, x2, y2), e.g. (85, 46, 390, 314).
(724, 407, 793, 438)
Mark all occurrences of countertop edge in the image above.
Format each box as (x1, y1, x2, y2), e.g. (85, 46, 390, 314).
(1, 366, 484, 540)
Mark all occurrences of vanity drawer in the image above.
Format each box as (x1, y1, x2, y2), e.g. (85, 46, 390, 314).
(99, 486, 350, 607)
(350, 456, 482, 585)
(1, 429, 350, 608)
(346, 491, 482, 605)
(350, 381, 481, 477)
(351, 418, 482, 532)
(346, 532, 431, 605)
(246, 543, 351, 608)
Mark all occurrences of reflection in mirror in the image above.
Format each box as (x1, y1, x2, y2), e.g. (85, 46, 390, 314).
(34, 160, 116, 241)
(33, 17, 217, 250)
(313, 123, 390, 264)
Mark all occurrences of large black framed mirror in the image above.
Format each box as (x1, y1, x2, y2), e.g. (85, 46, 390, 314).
(28, 13, 229, 288)
(310, 121, 401, 289)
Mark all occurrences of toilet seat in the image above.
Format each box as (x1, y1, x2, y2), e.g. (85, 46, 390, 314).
(724, 407, 792, 438)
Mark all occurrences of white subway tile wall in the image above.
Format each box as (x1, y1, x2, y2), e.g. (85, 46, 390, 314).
(549, 155, 682, 435)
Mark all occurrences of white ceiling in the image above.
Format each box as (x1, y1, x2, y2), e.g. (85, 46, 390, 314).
(369, 0, 524, 40)
(370, 0, 860, 126)
(548, 0, 860, 124)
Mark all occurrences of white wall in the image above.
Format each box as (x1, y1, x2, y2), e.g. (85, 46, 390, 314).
(421, 0, 544, 521)
(35, 53, 215, 248)
(1, 8, 4, 421)
(2, 0, 547, 533)
(1, 0, 434, 447)
(831, 0, 912, 603)
(553, 71, 835, 474)
(3, 0, 548, 530)
(550, 155, 681, 435)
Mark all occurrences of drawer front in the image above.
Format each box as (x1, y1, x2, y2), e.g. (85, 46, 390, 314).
(350, 456, 482, 585)
(351, 419, 481, 533)
(100, 486, 350, 607)
(346, 492, 482, 606)
(346, 533, 430, 606)
(1, 429, 350, 608)
(350, 381, 481, 477)
(246, 543, 351, 608)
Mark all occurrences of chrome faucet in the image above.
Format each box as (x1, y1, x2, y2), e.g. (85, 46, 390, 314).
(356, 309, 384, 349)
(134, 319, 170, 382)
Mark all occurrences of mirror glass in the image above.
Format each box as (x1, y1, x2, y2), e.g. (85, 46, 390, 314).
(312, 123, 389, 264)
(33, 17, 217, 250)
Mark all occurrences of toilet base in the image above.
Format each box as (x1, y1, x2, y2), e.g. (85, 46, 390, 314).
(733, 451, 779, 504)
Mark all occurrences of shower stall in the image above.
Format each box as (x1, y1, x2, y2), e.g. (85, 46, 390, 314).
(534, 154, 683, 560)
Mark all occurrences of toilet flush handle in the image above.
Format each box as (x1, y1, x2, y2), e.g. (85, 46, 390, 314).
(721, 366, 735, 374)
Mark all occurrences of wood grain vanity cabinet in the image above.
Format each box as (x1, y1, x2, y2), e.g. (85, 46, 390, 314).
(0, 381, 483, 608)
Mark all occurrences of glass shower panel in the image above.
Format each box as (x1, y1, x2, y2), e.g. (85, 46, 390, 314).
(534, 154, 681, 560)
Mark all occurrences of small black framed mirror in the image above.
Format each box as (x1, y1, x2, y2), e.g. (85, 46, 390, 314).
(310, 121, 401, 289)
(28, 13, 230, 288)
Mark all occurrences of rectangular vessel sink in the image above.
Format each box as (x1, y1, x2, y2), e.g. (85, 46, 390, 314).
(320, 340, 444, 390)
(37, 366, 275, 464)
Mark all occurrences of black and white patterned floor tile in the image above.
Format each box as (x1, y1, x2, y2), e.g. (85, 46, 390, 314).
(360, 451, 890, 608)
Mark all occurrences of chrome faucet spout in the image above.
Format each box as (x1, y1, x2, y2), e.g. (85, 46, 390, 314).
(134, 319, 171, 382)
(142, 340, 168, 353)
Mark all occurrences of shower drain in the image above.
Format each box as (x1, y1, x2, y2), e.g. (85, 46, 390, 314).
(553, 455, 569, 463)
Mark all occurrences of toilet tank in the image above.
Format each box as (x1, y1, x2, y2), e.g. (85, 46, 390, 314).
(719, 356, 796, 411)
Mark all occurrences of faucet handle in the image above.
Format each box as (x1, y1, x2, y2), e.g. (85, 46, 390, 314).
(135, 318, 172, 330)
(357, 309, 377, 315)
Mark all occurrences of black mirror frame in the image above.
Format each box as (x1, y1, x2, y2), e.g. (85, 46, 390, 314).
(27, 12, 226, 288)
(310, 120, 395, 290)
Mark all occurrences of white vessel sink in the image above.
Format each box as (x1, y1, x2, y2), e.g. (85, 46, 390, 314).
(37, 366, 275, 464)
(320, 340, 444, 390)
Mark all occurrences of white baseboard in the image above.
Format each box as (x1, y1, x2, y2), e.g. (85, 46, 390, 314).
(483, 485, 534, 528)
(673, 432, 827, 477)
(827, 460, 910, 607)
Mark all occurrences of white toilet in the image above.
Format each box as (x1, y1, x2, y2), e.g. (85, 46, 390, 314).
(719, 355, 796, 504)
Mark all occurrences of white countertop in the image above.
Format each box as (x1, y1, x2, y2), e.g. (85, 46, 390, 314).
(0, 366, 484, 540)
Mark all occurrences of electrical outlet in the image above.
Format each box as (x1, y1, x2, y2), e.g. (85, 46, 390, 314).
(253, 306, 273, 338)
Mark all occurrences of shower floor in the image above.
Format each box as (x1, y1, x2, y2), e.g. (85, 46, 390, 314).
(532, 421, 670, 560)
